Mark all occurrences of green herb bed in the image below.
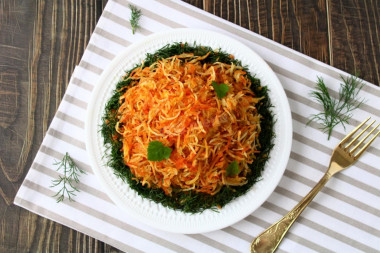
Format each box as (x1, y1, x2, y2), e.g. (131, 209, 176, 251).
(101, 43, 275, 213)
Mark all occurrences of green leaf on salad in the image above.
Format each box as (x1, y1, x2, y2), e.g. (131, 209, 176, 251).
(147, 141, 172, 161)
(226, 161, 240, 176)
(212, 81, 230, 99)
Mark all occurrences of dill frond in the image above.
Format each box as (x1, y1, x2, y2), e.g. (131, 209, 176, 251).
(128, 4, 142, 35)
(50, 152, 86, 202)
(308, 75, 365, 140)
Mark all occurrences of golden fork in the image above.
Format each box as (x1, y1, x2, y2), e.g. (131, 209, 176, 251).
(251, 117, 380, 253)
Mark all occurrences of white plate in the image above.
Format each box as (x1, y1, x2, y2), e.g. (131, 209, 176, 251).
(85, 29, 292, 234)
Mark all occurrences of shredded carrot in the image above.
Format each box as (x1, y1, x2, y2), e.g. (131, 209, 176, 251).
(116, 53, 263, 195)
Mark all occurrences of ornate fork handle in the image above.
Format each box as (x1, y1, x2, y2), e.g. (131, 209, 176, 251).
(251, 172, 331, 253)
(251, 117, 380, 252)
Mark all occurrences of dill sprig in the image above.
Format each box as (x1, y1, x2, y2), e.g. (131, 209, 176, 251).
(129, 4, 142, 35)
(50, 152, 86, 202)
(308, 75, 365, 140)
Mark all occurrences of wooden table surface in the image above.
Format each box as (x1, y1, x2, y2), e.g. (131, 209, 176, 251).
(0, 0, 379, 252)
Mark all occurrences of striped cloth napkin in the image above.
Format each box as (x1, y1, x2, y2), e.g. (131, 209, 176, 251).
(14, 0, 380, 252)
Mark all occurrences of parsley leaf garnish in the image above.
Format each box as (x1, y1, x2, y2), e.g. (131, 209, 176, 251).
(212, 81, 230, 99)
(147, 141, 172, 161)
(226, 161, 239, 176)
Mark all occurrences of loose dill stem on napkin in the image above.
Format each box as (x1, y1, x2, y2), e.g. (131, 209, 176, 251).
(101, 43, 275, 213)
(128, 4, 142, 35)
(50, 152, 86, 202)
(308, 75, 365, 140)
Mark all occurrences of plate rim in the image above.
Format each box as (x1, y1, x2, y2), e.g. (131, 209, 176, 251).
(85, 28, 292, 234)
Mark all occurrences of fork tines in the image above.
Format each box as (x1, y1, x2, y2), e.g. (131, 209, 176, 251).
(340, 117, 380, 159)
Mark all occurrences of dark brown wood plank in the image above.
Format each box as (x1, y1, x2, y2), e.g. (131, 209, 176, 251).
(0, 0, 115, 252)
(327, 0, 380, 85)
(197, 0, 330, 65)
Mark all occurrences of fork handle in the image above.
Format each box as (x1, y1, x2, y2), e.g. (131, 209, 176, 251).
(251, 172, 331, 253)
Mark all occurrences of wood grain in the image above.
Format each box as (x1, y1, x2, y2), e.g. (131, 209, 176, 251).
(0, 0, 113, 252)
(327, 0, 380, 84)
(0, 0, 378, 252)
